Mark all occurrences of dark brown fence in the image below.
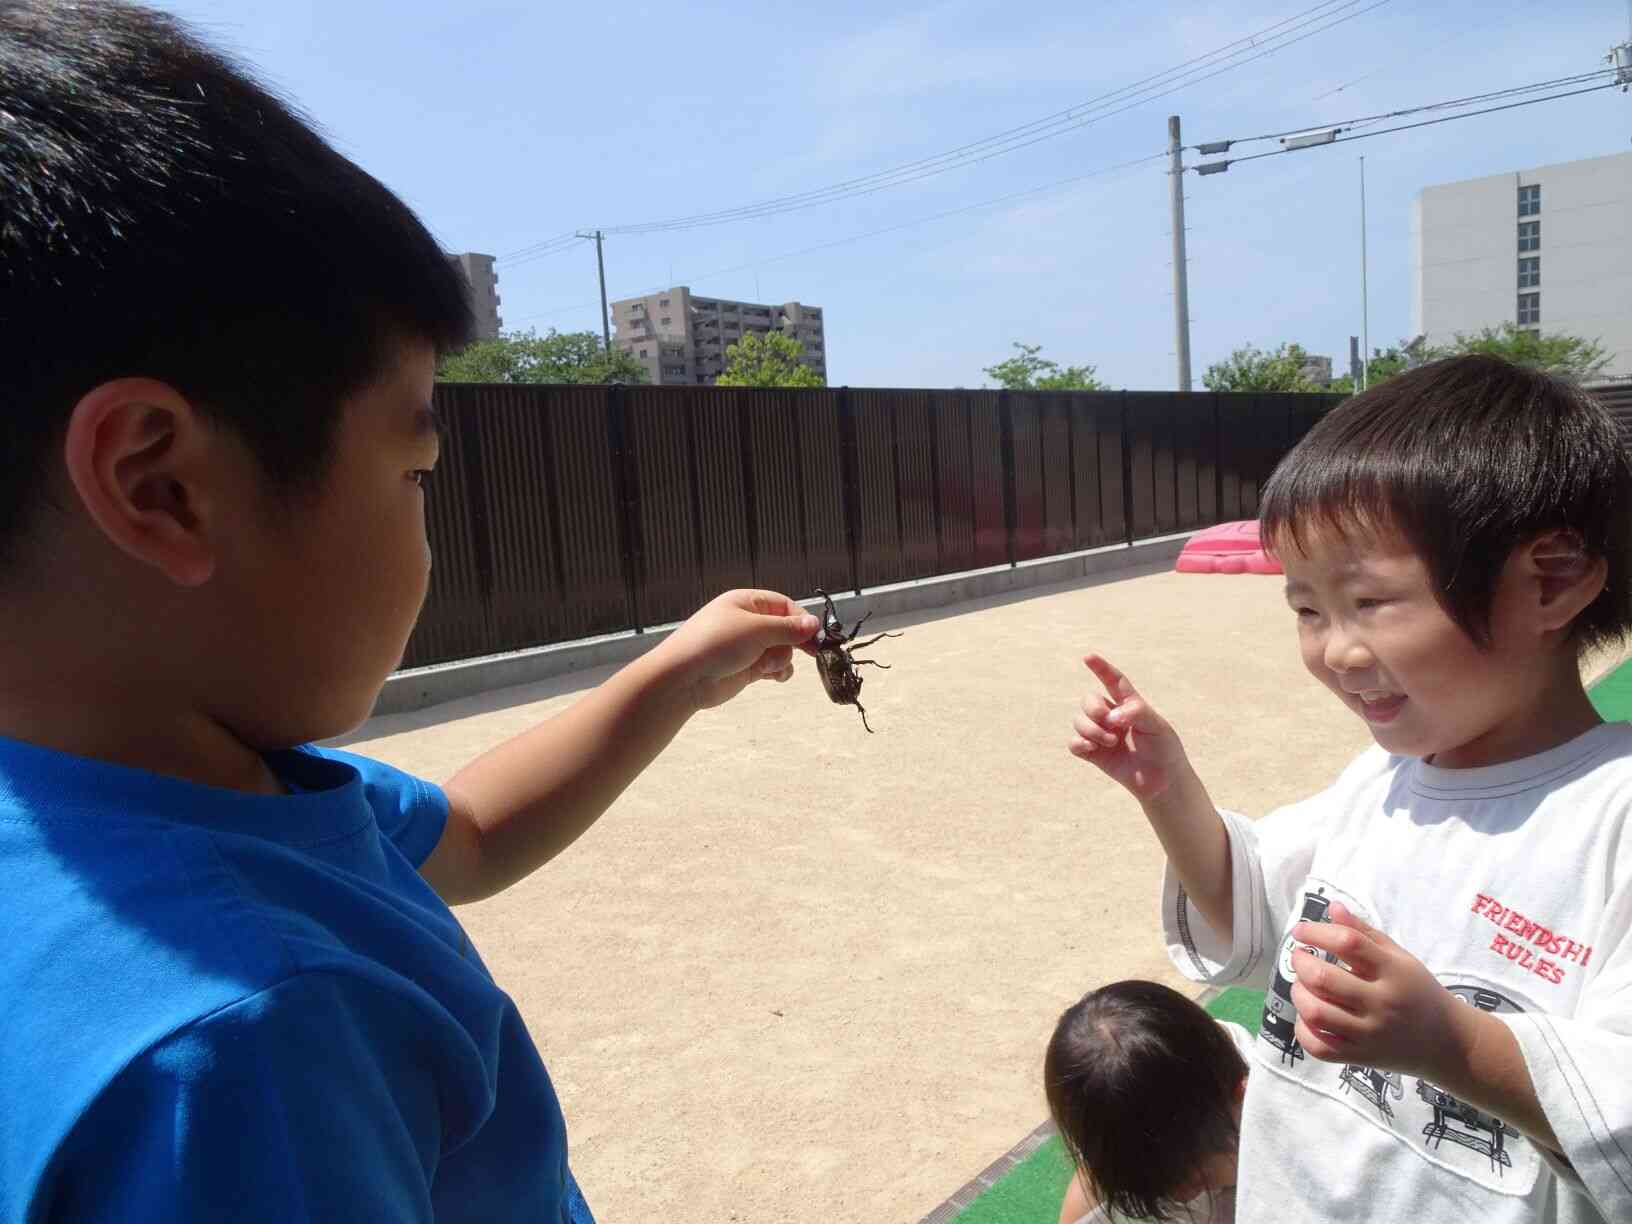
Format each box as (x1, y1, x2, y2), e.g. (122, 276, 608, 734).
(405, 385, 1342, 669)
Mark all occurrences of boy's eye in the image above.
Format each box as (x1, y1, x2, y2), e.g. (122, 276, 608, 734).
(1355, 597, 1386, 610)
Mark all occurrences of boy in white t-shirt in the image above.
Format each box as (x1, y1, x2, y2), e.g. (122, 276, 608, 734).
(1069, 356, 1632, 1222)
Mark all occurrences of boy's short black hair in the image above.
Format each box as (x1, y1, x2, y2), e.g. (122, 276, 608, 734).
(1045, 980, 1246, 1223)
(1260, 354, 1632, 651)
(0, 0, 472, 559)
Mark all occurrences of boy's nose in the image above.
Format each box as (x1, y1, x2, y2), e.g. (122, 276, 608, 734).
(1322, 628, 1372, 674)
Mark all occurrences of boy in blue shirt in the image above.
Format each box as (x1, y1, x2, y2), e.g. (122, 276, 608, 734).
(0, 3, 821, 1218)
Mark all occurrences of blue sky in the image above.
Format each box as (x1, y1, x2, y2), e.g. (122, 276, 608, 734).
(155, 0, 1629, 389)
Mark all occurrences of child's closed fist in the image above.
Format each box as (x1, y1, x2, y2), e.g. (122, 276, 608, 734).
(1289, 902, 1477, 1083)
(1069, 655, 1191, 801)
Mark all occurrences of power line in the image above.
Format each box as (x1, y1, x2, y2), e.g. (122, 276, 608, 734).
(599, 0, 1389, 236)
(1198, 66, 1620, 151)
(499, 230, 582, 263)
(504, 151, 1167, 326)
(503, 239, 598, 272)
(1194, 80, 1623, 174)
(490, 0, 1388, 255)
(1310, 20, 1491, 102)
(659, 152, 1168, 282)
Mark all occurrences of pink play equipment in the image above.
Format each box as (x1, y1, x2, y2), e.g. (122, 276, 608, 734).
(1174, 520, 1282, 575)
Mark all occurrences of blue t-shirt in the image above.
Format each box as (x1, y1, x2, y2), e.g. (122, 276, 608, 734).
(0, 736, 593, 1222)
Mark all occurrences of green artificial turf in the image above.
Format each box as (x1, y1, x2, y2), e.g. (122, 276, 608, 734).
(1590, 655, 1632, 722)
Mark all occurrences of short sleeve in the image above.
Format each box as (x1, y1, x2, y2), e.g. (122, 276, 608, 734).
(311, 746, 449, 868)
(1498, 873, 1632, 1216)
(1162, 802, 1321, 990)
(48, 972, 458, 1222)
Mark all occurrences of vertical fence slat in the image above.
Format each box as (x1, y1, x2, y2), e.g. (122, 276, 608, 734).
(970, 392, 1007, 568)
(1010, 393, 1045, 562)
(851, 390, 904, 589)
(896, 390, 938, 581)
(1040, 397, 1074, 557)
(933, 392, 977, 573)
(626, 387, 703, 627)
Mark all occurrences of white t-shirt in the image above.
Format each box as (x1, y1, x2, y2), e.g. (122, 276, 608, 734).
(1162, 723, 1632, 1224)
(1070, 1022, 1253, 1224)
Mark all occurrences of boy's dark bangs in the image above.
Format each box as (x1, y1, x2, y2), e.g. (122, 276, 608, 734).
(1259, 445, 1421, 562)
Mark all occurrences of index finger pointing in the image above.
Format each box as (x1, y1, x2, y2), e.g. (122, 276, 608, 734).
(1083, 654, 1140, 702)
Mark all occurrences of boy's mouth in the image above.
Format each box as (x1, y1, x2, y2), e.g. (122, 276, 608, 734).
(1355, 690, 1406, 723)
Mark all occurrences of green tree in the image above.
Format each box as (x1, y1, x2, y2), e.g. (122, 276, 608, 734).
(715, 331, 824, 388)
(436, 328, 648, 385)
(1202, 342, 1326, 393)
(1441, 322, 1609, 382)
(982, 342, 1106, 391)
(1327, 326, 1607, 394)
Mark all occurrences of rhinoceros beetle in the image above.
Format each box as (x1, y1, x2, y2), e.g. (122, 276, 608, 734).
(809, 588, 901, 733)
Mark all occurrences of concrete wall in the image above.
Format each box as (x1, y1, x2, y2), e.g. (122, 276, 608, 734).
(1415, 152, 1632, 377)
(375, 533, 1191, 716)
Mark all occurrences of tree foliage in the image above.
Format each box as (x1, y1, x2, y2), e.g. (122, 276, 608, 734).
(436, 329, 648, 385)
(1438, 323, 1609, 383)
(1325, 326, 1609, 394)
(1201, 342, 1327, 393)
(715, 331, 824, 388)
(982, 342, 1106, 391)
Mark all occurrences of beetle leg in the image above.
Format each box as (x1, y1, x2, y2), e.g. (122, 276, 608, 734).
(849, 658, 890, 669)
(849, 610, 873, 637)
(849, 631, 902, 650)
(856, 701, 874, 733)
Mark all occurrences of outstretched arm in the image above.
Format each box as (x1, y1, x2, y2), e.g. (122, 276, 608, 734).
(421, 591, 818, 905)
(1070, 654, 1233, 939)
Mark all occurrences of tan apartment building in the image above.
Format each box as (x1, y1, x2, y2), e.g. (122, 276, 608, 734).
(611, 286, 827, 385)
(448, 252, 502, 341)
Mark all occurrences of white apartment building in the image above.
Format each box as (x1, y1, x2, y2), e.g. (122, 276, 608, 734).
(1413, 152, 1632, 378)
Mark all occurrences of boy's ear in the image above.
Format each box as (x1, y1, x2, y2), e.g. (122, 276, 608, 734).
(62, 379, 221, 588)
(1518, 529, 1606, 635)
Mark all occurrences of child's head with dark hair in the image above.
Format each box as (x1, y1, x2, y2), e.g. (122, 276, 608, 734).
(1261, 355, 1632, 652)
(1046, 981, 1247, 1223)
(2, 0, 471, 549)
(1258, 354, 1632, 769)
(0, 2, 476, 757)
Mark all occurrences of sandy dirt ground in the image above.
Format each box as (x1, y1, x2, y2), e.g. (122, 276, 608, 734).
(339, 565, 1391, 1222)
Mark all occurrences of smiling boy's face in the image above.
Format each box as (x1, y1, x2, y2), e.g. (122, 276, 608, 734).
(1280, 521, 1574, 770)
(215, 339, 442, 746)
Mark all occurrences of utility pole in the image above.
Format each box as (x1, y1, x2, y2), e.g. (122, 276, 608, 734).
(1359, 157, 1370, 392)
(577, 229, 611, 351)
(1168, 115, 1193, 392)
(1612, 1, 1632, 89)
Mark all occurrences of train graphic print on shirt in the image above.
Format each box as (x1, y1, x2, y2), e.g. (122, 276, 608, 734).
(1258, 887, 1540, 1192)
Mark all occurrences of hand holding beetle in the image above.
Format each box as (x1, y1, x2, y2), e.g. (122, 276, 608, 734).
(653, 589, 819, 713)
(1069, 655, 1195, 801)
(1289, 902, 1477, 1082)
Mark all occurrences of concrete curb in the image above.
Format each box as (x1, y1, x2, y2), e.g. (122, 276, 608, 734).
(373, 532, 1195, 718)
